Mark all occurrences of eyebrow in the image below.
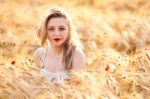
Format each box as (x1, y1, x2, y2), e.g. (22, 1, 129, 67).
(47, 26, 66, 28)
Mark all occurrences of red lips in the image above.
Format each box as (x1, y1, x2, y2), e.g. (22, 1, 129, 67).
(53, 38, 61, 42)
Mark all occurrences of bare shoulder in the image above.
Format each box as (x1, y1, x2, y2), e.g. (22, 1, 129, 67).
(72, 48, 86, 71)
(33, 47, 45, 57)
(33, 47, 46, 67)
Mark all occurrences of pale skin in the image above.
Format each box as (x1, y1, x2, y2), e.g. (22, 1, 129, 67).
(35, 17, 86, 72)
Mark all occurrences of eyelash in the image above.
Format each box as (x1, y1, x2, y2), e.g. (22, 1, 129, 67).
(48, 28, 54, 31)
(48, 28, 65, 31)
(59, 28, 65, 31)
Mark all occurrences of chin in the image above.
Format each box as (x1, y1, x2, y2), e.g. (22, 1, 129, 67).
(53, 42, 64, 46)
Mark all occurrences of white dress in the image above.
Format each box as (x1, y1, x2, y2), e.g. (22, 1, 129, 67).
(40, 69, 68, 84)
(33, 47, 68, 85)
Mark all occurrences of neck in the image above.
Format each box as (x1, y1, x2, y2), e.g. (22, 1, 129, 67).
(51, 45, 63, 55)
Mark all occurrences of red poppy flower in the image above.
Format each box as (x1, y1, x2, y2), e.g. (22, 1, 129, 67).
(105, 65, 109, 71)
(11, 60, 16, 65)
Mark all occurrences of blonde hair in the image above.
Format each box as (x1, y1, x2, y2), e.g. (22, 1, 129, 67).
(37, 7, 83, 70)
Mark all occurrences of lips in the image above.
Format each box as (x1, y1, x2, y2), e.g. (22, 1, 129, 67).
(53, 38, 61, 42)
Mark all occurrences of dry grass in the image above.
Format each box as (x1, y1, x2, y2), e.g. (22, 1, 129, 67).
(0, 0, 150, 99)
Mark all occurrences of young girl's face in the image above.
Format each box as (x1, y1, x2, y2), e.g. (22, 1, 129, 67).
(47, 17, 69, 47)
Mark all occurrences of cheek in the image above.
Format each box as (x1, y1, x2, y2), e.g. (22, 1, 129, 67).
(47, 32, 52, 40)
(63, 31, 69, 38)
(47, 31, 52, 36)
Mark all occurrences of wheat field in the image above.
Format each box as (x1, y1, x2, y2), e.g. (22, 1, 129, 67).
(0, 0, 150, 99)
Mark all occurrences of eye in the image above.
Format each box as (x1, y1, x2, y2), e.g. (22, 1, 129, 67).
(59, 27, 65, 31)
(48, 27, 54, 31)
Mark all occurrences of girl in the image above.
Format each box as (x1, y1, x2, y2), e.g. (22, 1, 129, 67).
(33, 7, 86, 85)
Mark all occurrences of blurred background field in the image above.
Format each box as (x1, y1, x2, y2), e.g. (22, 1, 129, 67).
(0, 0, 150, 99)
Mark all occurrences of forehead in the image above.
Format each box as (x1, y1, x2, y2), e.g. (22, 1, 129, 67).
(47, 17, 68, 26)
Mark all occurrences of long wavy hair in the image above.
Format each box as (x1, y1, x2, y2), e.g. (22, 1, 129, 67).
(37, 7, 83, 70)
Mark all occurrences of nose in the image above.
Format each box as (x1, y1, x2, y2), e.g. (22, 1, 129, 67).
(54, 29, 60, 36)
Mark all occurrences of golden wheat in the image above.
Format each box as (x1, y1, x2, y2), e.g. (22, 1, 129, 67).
(0, 0, 150, 99)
